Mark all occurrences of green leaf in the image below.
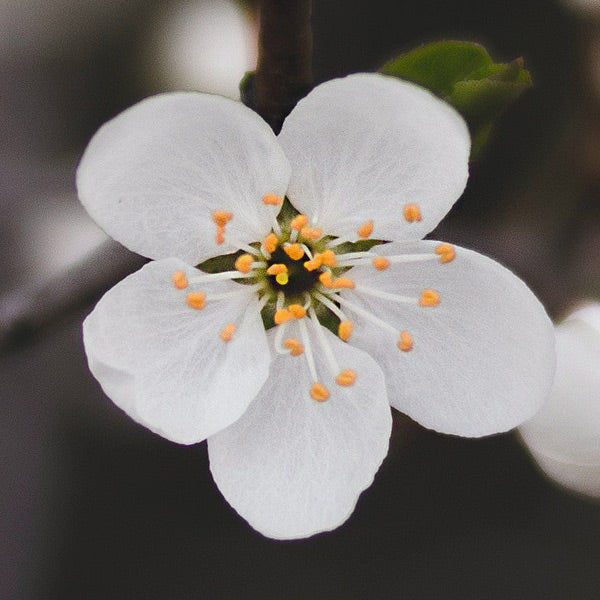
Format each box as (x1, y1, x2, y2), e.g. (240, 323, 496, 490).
(380, 41, 532, 157)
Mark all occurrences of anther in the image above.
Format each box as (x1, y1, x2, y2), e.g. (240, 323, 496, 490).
(310, 382, 330, 402)
(319, 250, 337, 267)
(215, 226, 226, 245)
(263, 233, 278, 254)
(290, 214, 308, 230)
(284, 338, 304, 356)
(335, 369, 356, 386)
(372, 257, 390, 271)
(397, 331, 413, 352)
(319, 271, 334, 287)
(300, 226, 322, 240)
(304, 256, 323, 272)
(186, 292, 206, 310)
(274, 308, 294, 325)
(288, 304, 306, 319)
(234, 254, 254, 274)
(219, 323, 236, 342)
(284, 243, 304, 260)
(419, 289, 440, 307)
(332, 277, 355, 289)
(357, 221, 374, 238)
(262, 193, 283, 206)
(212, 210, 233, 228)
(338, 320, 354, 342)
(172, 270, 188, 289)
(266, 264, 288, 276)
(276, 272, 289, 285)
(435, 243, 456, 264)
(403, 204, 422, 223)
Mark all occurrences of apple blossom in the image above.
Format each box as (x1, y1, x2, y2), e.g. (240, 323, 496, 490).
(77, 73, 555, 538)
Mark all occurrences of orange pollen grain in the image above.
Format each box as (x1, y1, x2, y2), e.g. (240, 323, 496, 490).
(303, 256, 323, 272)
(310, 382, 330, 402)
(336, 369, 356, 386)
(234, 253, 254, 274)
(300, 226, 322, 240)
(338, 320, 354, 342)
(186, 292, 206, 310)
(284, 243, 304, 261)
(283, 338, 304, 356)
(290, 214, 308, 230)
(287, 304, 306, 319)
(372, 257, 390, 271)
(332, 277, 355, 289)
(263, 233, 279, 254)
(172, 270, 188, 289)
(419, 289, 440, 307)
(397, 331, 413, 352)
(274, 308, 294, 325)
(319, 249, 337, 267)
(262, 193, 283, 206)
(403, 204, 422, 223)
(435, 243, 455, 264)
(318, 271, 334, 287)
(219, 323, 236, 342)
(212, 210, 233, 228)
(266, 263, 288, 276)
(357, 220, 374, 238)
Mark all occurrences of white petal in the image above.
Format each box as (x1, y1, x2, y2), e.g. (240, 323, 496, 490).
(519, 316, 600, 498)
(83, 258, 270, 444)
(77, 93, 290, 263)
(341, 240, 555, 437)
(278, 74, 470, 242)
(208, 323, 391, 539)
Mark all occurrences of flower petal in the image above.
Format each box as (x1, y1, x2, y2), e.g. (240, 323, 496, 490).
(519, 314, 600, 497)
(278, 74, 470, 242)
(341, 240, 555, 437)
(77, 93, 290, 263)
(83, 258, 270, 444)
(208, 323, 391, 539)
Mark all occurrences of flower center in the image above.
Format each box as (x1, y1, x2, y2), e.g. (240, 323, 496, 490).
(266, 246, 320, 296)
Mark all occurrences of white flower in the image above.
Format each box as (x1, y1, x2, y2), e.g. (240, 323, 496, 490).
(520, 303, 600, 498)
(77, 73, 555, 539)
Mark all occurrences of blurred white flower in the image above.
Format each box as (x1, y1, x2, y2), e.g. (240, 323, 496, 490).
(520, 303, 600, 498)
(77, 74, 555, 538)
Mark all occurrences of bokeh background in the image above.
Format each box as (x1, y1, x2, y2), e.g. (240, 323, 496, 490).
(2, 1, 600, 598)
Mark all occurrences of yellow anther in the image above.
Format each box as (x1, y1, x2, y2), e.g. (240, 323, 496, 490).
(262, 193, 283, 206)
(290, 214, 308, 230)
(274, 308, 294, 325)
(215, 225, 226, 245)
(435, 243, 456, 264)
(304, 256, 323, 272)
(276, 272, 289, 285)
(284, 338, 304, 356)
(263, 233, 279, 254)
(372, 257, 390, 271)
(310, 382, 330, 402)
(288, 304, 306, 319)
(319, 271, 334, 287)
(403, 204, 422, 223)
(338, 321, 354, 342)
(219, 323, 236, 342)
(284, 243, 304, 261)
(319, 249, 337, 267)
(397, 331, 413, 352)
(266, 263, 288, 276)
(186, 292, 206, 310)
(357, 220, 374, 238)
(212, 210, 233, 228)
(234, 253, 254, 274)
(419, 289, 440, 307)
(300, 226, 322, 240)
(172, 270, 189, 289)
(332, 277, 355, 289)
(335, 369, 356, 386)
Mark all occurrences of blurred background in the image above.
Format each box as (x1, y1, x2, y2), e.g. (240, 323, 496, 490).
(2, 0, 600, 598)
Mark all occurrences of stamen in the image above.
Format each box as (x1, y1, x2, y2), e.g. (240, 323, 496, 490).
(319, 271, 334, 287)
(397, 331, 413, 352)
(212, 210, 233, 228)
(172, 270, 189, 289)
(338, 321, 354, 342)
(419, 289, 440, 307)
(313, 292, 351, 328)
(262, 193, 283, 206)
(290, 214, 308, 230)
(435, 243, 456, 263)
(216, 226, 225, 245)
(276, 272, 289, 285)
(331, 277, 355, 289)
(263, 233, 278, 254)
(403, 204, 422, 223)
(319, 250, 337, 267)
(304, 255, 323, 272)
(357, 220, 374, 238)
(234, 254, 255, 274)
(266, 264, 288, 276)
(336, 295, 399, 335)
(288, 304, 306, 319)
(219, 323, 236, 342)
(284, 243, 304, 261)
(187, 270, 255, 284)
(298, 318, 327, 401)
(354, 285, 414, 304)
(310, 383, 330, 402)
(274, 308, 294, 325)
(372, 257, 390, 271)
(300, 226, 322, 241)
(186, 292, 206, 310)
(335, 369, 356, 386)
(284, 338, 304, 356)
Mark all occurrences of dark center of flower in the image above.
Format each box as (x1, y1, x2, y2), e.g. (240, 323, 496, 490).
(267, 246, 320, 296)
